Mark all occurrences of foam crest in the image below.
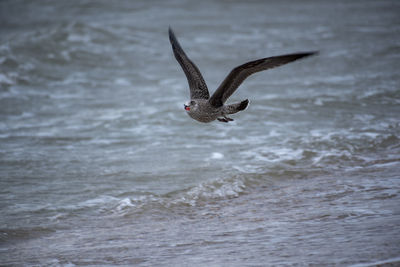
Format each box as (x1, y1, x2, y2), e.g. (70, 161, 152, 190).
(181, 176, 247, 203)
(110, 176, 250, 216)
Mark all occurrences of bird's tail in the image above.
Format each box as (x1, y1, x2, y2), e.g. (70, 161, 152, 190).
(224, 99, 249, 115)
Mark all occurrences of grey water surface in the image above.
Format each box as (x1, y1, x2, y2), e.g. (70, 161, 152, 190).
(1, 0, 400, 266)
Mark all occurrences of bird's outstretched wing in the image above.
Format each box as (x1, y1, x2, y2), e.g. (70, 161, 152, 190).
(209, 52, 317, 107)
(169, 27, 210, 100)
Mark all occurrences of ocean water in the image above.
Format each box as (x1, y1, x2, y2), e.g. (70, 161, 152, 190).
(1, 0, 400, 266)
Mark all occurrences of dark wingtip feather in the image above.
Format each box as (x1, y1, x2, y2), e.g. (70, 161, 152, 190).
(238, 99, 249, 111)
(168, 27, 175, 43)
(283, 51, 319, 62)
(298, 51, 319, 58)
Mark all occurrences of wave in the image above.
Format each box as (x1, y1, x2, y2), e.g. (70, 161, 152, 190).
(105, 174, 263, 217)
(350, 256, 400, 267)
(0, 226, 55, 244)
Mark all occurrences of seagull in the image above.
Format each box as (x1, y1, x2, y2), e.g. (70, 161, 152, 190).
(168, 27, 317, 123)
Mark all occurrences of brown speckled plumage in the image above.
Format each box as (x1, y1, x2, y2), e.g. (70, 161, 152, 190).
(169, 27, 317, 123)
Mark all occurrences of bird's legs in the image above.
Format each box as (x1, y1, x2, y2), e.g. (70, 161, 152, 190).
(217, 116, 234, 123)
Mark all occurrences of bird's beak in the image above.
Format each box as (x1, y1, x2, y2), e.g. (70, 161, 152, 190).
(184, 104, 190, 111)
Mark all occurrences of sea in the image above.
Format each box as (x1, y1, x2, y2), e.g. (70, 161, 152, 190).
(1, 0, 399, 266)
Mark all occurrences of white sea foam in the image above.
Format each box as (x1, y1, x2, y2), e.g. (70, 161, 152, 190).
(0, 73, 14, 85)
(79, 195, 119, 208)
(114, 78, 131, 86)
(240, 146, 304, 164)
(115, 197, 135, 211)
(67, 33, 92, 43)
(313, 98, 324, 106)
(179, 176, 247, 205)
(210, 152, 224, 159)
(60, 50, 71, 61)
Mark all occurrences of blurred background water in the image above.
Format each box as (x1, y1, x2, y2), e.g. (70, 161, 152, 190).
(1, 0, 400, 266)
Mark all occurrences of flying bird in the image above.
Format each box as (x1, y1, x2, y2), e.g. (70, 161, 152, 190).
(169, 27, 317, 123)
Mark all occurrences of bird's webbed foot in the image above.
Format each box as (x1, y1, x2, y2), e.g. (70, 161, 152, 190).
(217, 116, 234, 123)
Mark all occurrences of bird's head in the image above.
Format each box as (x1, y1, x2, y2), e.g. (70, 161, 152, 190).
(183, 100, 197, 113)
